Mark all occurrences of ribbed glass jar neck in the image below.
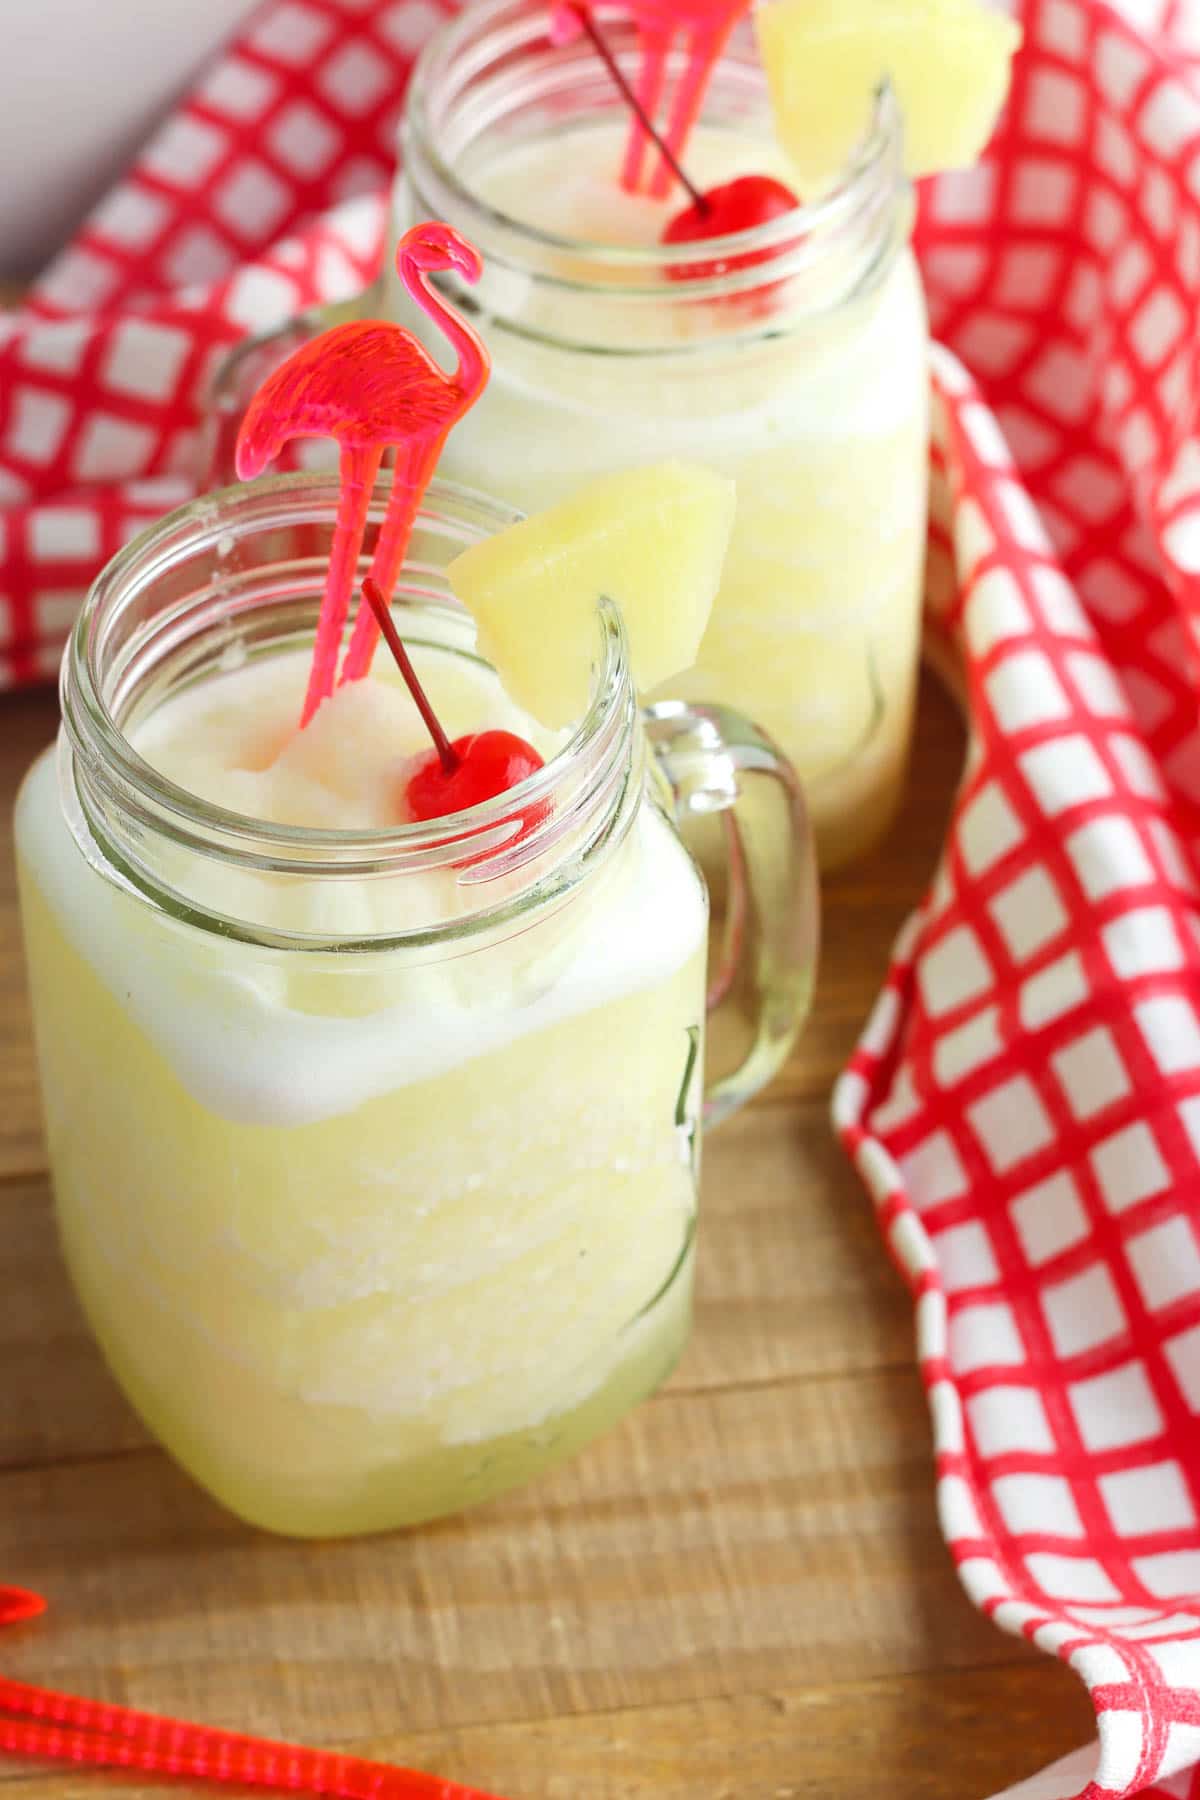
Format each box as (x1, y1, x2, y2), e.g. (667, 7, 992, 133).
(398, 0, 907, 353)
(59, 473, 642, 950)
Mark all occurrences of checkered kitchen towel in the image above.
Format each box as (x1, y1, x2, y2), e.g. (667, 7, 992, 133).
(835, 4, 1200, 1796)
(0, 0, 403, 682)
(5, 0, 1200, 1794)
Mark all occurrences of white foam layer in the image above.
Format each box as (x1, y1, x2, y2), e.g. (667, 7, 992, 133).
(472, 119, 801, 247)
(131, 646, 561, 832)
(19, 656, 707, 1129)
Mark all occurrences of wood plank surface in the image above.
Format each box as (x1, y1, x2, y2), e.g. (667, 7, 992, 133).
(0, 675, 1097, 1799)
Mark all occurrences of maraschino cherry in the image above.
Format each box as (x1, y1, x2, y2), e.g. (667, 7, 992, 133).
(406, 729, 547, 821)
(662, 174, 800, 281)
(554, 2, 800, 282)
(360, 577, 545, 825)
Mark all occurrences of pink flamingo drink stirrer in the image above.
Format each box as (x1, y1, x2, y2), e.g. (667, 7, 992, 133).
(551, 0, 798, 254)
(0, 1586, 502, 1800)
(553, 0, 754, 201)
(236, 222, 491, 728)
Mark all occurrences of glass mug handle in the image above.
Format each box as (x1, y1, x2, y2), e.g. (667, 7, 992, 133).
(643, 699, 819, 1128)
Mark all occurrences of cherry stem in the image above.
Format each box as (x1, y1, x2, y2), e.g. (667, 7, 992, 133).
(361, 577, 459, 776)
(568, 4, 710, 215)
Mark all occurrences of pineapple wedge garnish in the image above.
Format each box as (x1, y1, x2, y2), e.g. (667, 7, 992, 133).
(449, 463, 736, 729)
(756, 0, 1022, 192)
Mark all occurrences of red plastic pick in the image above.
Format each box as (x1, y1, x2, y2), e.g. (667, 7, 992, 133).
(236, 223, 492, 729)
(0, 1592, 504, 1800)
(559, 0, 755, 199)
(557, 0, 800, 298)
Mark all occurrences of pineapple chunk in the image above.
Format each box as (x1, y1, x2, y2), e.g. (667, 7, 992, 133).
(756, 0, 1022, 192)
(448, 462, 736, 729)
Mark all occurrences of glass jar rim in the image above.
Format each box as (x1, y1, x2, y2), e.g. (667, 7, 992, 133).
(61, 470, 635, 883)
(403, 0, 903, 291)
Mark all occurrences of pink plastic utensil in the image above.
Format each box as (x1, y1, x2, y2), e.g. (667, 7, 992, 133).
(236, 222, 490, 728)
(0, 1591, 503, 1800)
(555, 0, 754, 199)
(556, 0, 799, 276)
(552, 1, 711, 213)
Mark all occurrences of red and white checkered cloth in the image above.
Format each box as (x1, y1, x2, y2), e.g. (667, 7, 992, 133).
(0, 0, 409, 683)
(5, 0, 1200, 1794)
(836, 3, 1200, 1796)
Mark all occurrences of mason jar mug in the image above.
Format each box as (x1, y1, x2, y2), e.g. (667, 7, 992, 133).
(210, 0, 930, 867)
(16, 472, 817, 1538)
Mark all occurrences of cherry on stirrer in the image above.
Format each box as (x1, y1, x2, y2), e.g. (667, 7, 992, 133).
(661, 172, 800, 280)
(551, 1, 711, 215)
(359, 579, 545, 826)
(551, 3, 799, 279)
(665, 174, 800, 239)
(554, 0, 755, 199)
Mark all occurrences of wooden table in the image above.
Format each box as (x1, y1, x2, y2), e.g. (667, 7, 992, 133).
(0, 676, 1094, 1800)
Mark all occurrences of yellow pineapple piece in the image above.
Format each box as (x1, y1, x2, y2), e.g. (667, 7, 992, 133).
(756, 0, 1022, 192)
(448, 462, 736, 728)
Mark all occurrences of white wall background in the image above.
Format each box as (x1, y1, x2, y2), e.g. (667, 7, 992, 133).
(0, 0, 258, 276)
